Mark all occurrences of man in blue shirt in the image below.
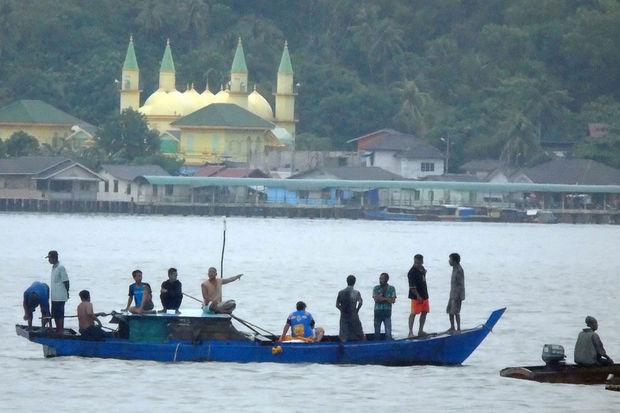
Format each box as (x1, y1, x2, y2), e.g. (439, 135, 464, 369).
(123, 269, 152, 311)
(280, 301, 324, 342)
(23, 281, 51, 328)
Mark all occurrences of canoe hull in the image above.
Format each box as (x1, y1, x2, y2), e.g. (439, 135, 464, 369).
(500, 363, 620, 385)
(17, 308, 505, 366)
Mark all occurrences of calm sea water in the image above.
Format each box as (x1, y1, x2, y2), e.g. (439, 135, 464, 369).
(1, 213, 618, 412)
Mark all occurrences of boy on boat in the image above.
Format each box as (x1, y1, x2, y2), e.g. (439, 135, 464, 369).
(279, 301, 325, 342)
(408, 254, 429, 338)
(373, 272, 396, 340)
(77, 290, 106, 340)
(47, 250, 70, 333)
(159, 267, 183, 313)
(123, 269, 154, 313)
(201, 267, 243, 314)
(336, 275, 365, 342)
(574, 316, 614, 366)
(446, 253, 465, 333)
(22, 281, 51, 328)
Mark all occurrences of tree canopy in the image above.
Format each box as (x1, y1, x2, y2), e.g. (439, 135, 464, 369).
(0, 0, 619, 169)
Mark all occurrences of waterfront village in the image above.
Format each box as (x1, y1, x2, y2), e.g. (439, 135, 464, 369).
(0, 38, 619, 224)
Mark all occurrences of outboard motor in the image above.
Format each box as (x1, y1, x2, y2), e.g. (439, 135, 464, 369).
(542, 344, 566, 366)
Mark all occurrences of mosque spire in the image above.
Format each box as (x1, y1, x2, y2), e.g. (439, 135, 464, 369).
(278, 40, 293, 75)
(158, 39, 176, 92)
(160, 38, 176, 73)
(230, 37, 248, 73)
(122, 35, 139, 71)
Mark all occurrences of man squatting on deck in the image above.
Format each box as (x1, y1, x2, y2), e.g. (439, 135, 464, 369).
(201, 267, 243, 314)
(159, 267, 183, 313)
(280, 301, 325, 342)
(574, 316, 613, 366)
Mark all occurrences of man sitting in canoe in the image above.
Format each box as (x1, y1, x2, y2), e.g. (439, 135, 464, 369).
(201, 267, 243, 314)
(279, 301, 325, 343)
(574, 316, 614, 366)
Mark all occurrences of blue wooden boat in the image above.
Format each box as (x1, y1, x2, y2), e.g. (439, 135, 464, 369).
(362, 207, 418, 221)
(16, 308, 505, 365)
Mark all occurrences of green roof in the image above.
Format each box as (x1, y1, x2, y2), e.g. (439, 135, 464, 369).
(230, 38, 248, 73)
(171, 103, 274, 129)
(160, 40, 175, 73)
(122, 36, 139, 71)
(278, 41, 293, 75)
(0, 100, 86, 125)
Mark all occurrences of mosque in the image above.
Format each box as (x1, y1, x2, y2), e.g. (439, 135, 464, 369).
(120, 37, 296, 165)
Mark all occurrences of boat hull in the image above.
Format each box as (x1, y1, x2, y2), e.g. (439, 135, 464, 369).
(17, 308, 505, 365)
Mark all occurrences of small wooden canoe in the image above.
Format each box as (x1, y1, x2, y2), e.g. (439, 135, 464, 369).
(500, 364, 620, 385)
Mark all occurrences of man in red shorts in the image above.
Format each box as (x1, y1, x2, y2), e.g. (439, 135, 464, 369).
(408, 254, 429, 338)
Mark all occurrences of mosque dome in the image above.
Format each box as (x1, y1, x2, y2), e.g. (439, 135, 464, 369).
(212, 88, 230, 104)
(183, 86, 204, 114)
(248, 88, 274, 120)
(200, 86, 215, 106)
(167, 89, 188, 116)
(143, 88, 167, 107)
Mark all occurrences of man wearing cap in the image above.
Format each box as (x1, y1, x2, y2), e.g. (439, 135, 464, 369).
(574, 316, 614, 366)
(22, 281, 51, 329)
(47, 250, 70, 333)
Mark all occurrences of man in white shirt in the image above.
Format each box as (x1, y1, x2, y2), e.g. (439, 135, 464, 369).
(47, 250, 69, 333)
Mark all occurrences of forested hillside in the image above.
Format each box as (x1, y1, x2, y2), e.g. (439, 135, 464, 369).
(0, 0, 619, 168)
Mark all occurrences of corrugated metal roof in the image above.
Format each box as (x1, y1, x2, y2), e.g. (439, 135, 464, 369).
(0, 100, 89, 126)
(171, 103, 274, 129)
(101, 164, 169, 181)
(519, 158, 620, 185)
(136, 175, 620, 193)
(0, 156, 70, 174)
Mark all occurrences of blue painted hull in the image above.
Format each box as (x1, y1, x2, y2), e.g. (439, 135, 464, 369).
(363, 210, 417, 221)
(17, 308, 505, 365)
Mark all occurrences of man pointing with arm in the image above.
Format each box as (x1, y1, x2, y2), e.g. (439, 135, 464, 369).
(201, 267, 243, 314)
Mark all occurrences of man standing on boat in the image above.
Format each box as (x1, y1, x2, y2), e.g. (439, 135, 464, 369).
(160, 267, 183, 313)
(47, 250, 69, 334)
(336, 275, 365, 342)
(201, 267, 242, 314)
(574, 316, 614, 366)
(408, 254, 429, 338)
(22, 281, 51, 329)
(373, 273, 396, 340)
(446, 253, 465, 333)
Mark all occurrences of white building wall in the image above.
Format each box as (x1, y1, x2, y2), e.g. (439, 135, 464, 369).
(368, 151, 402, 176)
(400, 158, 444, 179)
(97, 171, 135, 202)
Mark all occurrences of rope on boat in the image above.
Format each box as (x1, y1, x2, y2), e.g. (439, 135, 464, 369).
(173, 343, 181, 362)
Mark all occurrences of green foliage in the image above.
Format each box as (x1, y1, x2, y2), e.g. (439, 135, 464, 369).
(4, 131, 40, 157)
(132, 153, 185, 174)
(0, 0, 619, 168)
(295, 133, 333, 151)
(97, 109, 160, 161)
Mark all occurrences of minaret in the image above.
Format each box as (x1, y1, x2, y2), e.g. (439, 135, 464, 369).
(274, 40, 296, 137)
(229, 37, 248, 108)
(159, 39, 176, 92)
(120, 35, 140, 112)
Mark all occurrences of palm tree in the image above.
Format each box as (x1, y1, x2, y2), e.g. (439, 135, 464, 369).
(499, 111, 540, 167)
(394, 80, 431, 136)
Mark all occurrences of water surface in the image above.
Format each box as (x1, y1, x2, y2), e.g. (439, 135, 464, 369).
(1, 214, 618, 412)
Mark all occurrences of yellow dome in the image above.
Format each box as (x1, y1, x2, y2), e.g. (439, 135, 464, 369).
(248, 89, 274, 120)
(138, 105, 152, 116)
(212, 88, 230, 104)
(167, 89, 187, 116)
(183, 86, 204, 114)
(200, 87, 215, 106)
(143, 88, 167, 107)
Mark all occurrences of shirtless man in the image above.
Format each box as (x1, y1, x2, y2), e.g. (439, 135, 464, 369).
(201, 267, 243, 314)
(77, 290, 106, 340)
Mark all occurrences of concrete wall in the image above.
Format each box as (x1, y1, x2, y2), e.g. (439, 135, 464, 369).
(364, 150, 444, 179)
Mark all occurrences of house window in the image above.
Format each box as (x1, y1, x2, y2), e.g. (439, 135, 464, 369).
(421, 162, 435, 172)
(50, 180, 72, 192)
(113, 180, 119, 193)
(414, 190, 420, 201)
(165, 185, 173, 196)
(153, 185, 158, 196)
(80, 182, 90, 191)
(126, 183, 131, 195)
(104, 180, 109, 192)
